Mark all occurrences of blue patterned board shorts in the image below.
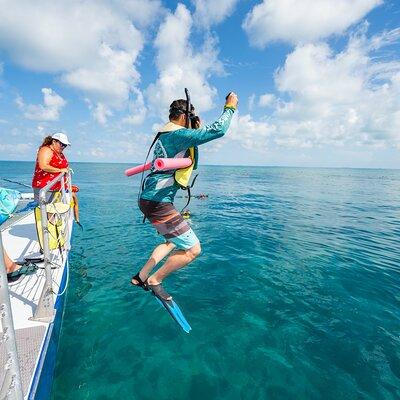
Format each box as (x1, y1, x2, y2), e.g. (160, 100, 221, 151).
(139, 199, 199, 250)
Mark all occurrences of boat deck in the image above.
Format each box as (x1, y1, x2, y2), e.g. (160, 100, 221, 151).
(1, 199, 71, 397)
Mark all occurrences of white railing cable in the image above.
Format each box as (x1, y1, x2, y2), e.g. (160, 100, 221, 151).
(0, 234, 24, 400)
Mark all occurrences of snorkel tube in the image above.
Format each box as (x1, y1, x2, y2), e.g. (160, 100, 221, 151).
(184, 88, 191, 129)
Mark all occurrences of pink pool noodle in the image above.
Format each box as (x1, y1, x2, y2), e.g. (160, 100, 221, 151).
(125, 157, 192, 177)
(154, 158, 192, 170)
(124, 162, 152, 176)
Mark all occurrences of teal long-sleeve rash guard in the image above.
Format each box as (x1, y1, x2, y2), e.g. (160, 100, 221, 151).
(140, 107, 235, 203)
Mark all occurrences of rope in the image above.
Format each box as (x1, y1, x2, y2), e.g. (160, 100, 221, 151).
(55, 257, 69, 297)
(0, 177, 31, 188)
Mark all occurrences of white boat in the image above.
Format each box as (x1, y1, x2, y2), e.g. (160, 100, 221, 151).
(0, 172, 74, 399)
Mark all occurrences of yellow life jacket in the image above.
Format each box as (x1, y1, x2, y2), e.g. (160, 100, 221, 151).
(34, 202, 70, 251)
(174, 147, 197, 188)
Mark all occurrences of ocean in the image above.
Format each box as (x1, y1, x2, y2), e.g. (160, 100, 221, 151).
(1, 161, 399, 399)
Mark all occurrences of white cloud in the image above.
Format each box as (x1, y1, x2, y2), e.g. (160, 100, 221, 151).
(259, 93, 275, 107)
(147, 4, 223, 116)
(62, 41, 141, 107)
(227, 113, 276, 150)
(0, 0, 147, 121)
(75, 131, 151, 161)
(193, 0, 238, 27)
(93, 103, 113, 126)
(114, 0, 164, 27)
(90, 147, 106, 158)
(36, 125, 46, 138)
(255, 28, 400, 152)
(271, 28, 400, 148)
(123, 89, 147, 125)
(17, 88, 66, 121)
(248, 94, 256, 110)
(243, 0, 381, 47)
(85, 99, 113, 125)
(226, 28, 400, 152)
(0, 142, 33, 154)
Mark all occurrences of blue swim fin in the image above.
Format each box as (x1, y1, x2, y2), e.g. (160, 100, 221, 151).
(153, 295, 192, 334)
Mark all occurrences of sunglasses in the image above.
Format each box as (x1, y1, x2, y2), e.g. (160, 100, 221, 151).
(56, 140, 67, 148)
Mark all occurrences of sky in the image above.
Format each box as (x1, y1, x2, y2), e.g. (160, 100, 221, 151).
(0, 0, 400, 168)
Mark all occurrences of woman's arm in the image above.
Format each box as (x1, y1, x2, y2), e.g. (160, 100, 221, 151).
(37, 147, 68, 173)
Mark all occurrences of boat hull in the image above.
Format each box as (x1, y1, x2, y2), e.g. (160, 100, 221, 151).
(27, 258, 68, 400)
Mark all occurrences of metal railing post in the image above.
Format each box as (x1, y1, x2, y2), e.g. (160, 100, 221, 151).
(30, 171, 72, 322)
(0, 233, 24, 400)
(63, 172, 72, 252)
(31, 186, 55, 322)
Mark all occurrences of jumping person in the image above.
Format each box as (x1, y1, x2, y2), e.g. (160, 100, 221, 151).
(132, 91, 238, 301)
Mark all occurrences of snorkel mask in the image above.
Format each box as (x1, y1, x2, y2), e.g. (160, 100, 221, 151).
(169, 88, 199, 129)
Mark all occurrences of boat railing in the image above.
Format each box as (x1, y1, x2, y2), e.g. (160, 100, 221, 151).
(0, 171, 73, 398)
(0, 234, 24, 400)
(31, 171, 73, 322)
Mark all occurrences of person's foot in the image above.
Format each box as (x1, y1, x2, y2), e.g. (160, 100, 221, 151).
(7, 262, 20, 274)
(131, 271, 149, 291)
(147, 278, 172, 301)
(7, 261, 38, 281)
(75, 220, 84, 230)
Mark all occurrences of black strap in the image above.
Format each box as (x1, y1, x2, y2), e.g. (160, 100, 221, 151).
(138, 131, 164, 223)
(180, 173, 198, 212)
(54, 219, 64, 262)
(140, 88, 193, 221)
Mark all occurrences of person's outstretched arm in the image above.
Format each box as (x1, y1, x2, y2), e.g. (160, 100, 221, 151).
(173, 92, 238, 149)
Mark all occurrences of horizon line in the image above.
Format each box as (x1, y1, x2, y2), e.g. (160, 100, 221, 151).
(0, 159, 399, 171)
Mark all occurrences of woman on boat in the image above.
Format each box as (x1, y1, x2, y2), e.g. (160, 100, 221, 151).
(32, 133, 70, 201)
(32, 133, 80, 224)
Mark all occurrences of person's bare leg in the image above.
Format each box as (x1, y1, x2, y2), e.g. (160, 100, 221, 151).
(147, 242, 201, 286)
(72, 193, 80, 223)
(3, 250, 19, 274)
(131, 242, 176, 285)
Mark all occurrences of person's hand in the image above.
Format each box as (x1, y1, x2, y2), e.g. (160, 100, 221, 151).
(225, 92, 238, 109)
(192, 117, 201, 129)
(60, 168, 69, 173)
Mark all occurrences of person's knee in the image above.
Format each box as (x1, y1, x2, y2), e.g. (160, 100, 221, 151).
(187, 242, 201, 260)
(166, 242, 176, 250)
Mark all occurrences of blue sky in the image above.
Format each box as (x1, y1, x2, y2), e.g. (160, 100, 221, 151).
(0, 0, 400, 168)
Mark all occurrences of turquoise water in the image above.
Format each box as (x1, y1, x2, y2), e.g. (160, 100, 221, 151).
(1, 161, 400, 399)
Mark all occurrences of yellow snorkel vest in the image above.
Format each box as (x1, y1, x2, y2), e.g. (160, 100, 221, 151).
(174, 146, 198, 188)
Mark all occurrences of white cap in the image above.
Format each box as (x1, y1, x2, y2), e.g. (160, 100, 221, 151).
(52, 132, 71, 146)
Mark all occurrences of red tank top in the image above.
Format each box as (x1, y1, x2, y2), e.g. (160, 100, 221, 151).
(32, 146, 69, 191)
